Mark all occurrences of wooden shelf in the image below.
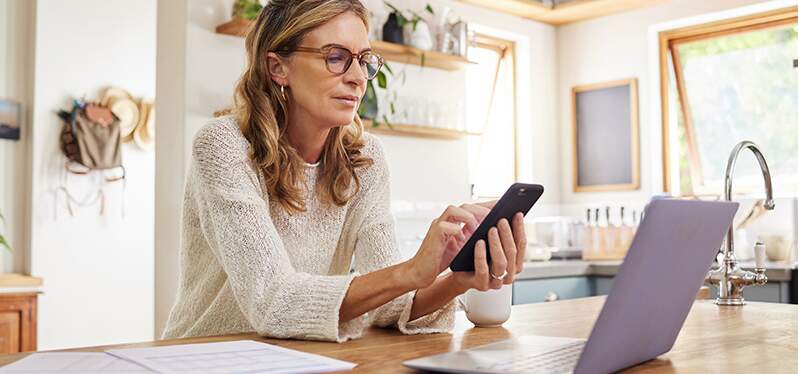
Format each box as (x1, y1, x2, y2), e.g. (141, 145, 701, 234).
(370, 40, 475, 71)
(215, 18, 252, 37)
(215, 19, 475, 71)
(457, 0, 665, 25)
(363, 120, 481, 140)
(0, 274, 42, 287)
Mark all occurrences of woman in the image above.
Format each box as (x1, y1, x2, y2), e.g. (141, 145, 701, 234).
(162, 0, 527, 342)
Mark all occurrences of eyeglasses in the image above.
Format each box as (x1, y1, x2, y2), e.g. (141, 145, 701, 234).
(291, 45, 384, 80)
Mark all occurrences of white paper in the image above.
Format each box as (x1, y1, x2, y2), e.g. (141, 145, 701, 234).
(107, 340, 356, 374)
(0, 352, 153, 373)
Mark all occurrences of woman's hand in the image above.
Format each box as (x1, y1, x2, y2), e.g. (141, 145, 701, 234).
(451, 212, 527, 292)
(405, 202, 493, 289)
(405, 200, 528, 291)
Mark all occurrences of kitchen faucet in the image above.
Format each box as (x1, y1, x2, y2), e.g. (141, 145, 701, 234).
(706, 140, 775, 306)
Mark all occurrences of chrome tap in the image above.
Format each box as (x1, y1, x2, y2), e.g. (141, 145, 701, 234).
(706, 140, 776, 305)
(706, 141, 775, 306)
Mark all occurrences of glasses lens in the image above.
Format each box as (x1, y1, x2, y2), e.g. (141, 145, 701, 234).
(325, 47, 352, 74)
(360, 52, 382, 80)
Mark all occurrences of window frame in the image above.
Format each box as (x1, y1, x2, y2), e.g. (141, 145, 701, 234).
(469, 33, 519, 199)
(658, 6, 798, 196)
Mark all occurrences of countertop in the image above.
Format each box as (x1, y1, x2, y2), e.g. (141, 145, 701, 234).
(0, 273, 43, 294)
(518, 259, 798, 282)
(2, 296, 797, 372)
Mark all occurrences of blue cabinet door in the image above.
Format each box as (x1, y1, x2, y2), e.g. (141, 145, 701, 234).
(513, 277, 594, 305)
(706, 282, 789, 303)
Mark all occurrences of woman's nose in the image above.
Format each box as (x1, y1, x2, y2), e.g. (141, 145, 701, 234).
(343, 59, 367, 87)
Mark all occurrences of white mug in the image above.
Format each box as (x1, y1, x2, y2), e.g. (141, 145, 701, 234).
(462, 285, 513, 327)
(760, 234, 792, 262)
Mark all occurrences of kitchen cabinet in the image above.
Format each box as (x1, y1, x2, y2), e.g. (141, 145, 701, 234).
(514, 261, 797, 305)
(514, 275, 793, 305)
(513, 277, 593, 304)
(706, 282, 791, 303)
(0, 293, 36, 353)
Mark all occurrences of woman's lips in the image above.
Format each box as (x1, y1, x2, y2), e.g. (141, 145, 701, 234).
(334, 95, 359, 107)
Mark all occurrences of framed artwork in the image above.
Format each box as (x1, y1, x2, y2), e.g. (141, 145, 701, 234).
(0, 100, 21, 141)
(571, 78, 640, 192)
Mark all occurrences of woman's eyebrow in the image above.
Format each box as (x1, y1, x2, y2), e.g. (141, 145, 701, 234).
(322, 43, 373, 53)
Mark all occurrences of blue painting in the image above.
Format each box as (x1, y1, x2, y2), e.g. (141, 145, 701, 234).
(0, 100, 20, 140)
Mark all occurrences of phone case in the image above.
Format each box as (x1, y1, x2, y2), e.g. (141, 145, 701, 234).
(449, 183, 544, 272)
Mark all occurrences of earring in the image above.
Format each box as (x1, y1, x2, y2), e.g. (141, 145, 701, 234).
(280, 85, 286, 101)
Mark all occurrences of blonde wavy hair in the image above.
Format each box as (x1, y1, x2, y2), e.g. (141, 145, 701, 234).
(221, 0, 374, 214)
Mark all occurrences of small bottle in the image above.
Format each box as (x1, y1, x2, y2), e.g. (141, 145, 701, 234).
(619, 207, 635, 255)
(605, 206, 620, 256)
(582, 209, 594, 257)
(597, 207, 610, 256)
(590, 208, 602, 258)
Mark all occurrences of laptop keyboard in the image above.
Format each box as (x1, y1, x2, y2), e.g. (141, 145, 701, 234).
(476, 340, 585, 373)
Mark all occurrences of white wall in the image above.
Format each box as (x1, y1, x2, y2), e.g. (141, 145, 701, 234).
(154, 0, 188, 340)
(556, 0, 770, 216)
(153, 0, 559, 337)
(0, 0, 34, 274)
(30, 0, 156, 350)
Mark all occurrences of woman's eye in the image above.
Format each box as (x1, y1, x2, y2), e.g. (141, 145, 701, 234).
(327, 51, 348, 63)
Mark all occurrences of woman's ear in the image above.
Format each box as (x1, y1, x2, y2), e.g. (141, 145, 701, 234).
(267, 52, 289, 87)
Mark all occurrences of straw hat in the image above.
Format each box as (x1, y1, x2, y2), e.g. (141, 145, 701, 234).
(100, 87, 132, 106)
(102, 87, 138, 140)
(133, 102, 154, 151)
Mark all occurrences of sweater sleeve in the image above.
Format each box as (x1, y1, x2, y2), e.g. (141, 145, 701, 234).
(189, 124, 361, 342)
(352, 136, 456, 335)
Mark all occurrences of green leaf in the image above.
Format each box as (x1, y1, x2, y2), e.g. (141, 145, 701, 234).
(383, 62, 394, 75)
(0, 210, 4, 223)
(390, 102, 396, 115)
(412, 19, 419, 31)
(420, 52, 426, 67)
(364, 81, 377, 102)
(377, 71, 387, 89)
(384, 1, 401, 14)
(241, 1, 263, 20)
(383, 115, 394, 129)
(0, 234, 9, 252)
(425, 4, 434, 15)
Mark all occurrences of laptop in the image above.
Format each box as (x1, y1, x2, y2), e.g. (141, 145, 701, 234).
(403, 198, 738, 374)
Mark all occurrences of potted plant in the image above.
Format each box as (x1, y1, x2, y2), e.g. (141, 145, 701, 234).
(232, 0, 263, 21)
(384, 2, 435, 51)
(359, 62, 396, 126)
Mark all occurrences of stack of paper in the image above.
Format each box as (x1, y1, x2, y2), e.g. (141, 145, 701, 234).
(0, 352, 153, 373)
(0, 340, 356, 374)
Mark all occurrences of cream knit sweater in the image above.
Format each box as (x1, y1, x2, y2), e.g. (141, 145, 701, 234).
(162, 116, 455, 342)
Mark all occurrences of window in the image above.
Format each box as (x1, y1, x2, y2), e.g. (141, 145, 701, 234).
(660, 8, 798, 196)
(466, 35, 517, 198)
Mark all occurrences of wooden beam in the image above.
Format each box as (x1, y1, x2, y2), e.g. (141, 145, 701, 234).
(458, 0, 666, 25)
(540, 0, 666, 25)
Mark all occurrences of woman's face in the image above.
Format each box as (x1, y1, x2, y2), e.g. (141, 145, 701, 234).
(270, 11, 371, 129)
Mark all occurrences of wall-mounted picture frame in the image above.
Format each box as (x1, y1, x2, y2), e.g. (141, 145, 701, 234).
(0, 100, 21, 141)
(572, 78, 640, 192)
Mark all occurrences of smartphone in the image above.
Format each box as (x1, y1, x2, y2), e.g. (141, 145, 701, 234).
(449, 183, 544, 272)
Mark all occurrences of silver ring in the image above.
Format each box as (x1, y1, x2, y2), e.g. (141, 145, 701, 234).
(490, 270, 508, 280)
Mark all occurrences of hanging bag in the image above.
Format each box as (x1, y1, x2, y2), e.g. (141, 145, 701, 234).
(57, 100, 126, 216)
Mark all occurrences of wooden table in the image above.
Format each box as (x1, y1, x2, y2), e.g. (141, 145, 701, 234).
(1, 296, 797, 372)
